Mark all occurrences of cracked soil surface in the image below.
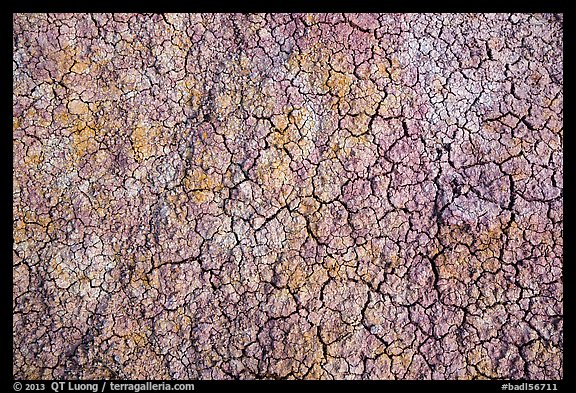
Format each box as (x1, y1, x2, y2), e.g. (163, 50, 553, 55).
(13, 13, 563, 379)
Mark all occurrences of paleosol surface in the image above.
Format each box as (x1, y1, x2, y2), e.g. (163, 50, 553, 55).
(13, 13, 563, 379)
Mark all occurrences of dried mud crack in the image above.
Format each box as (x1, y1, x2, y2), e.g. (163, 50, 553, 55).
(13, 13, 563, 379)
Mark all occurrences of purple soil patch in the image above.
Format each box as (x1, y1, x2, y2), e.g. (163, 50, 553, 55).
(13, 13, 562, 379)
